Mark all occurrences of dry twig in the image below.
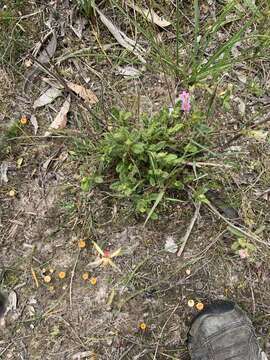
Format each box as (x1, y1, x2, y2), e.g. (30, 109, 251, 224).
(69, 250, 80, 309)
(177, 203, 201, 257)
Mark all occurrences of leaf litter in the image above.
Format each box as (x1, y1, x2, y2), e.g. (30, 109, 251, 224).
(30, 115, 39, 135)
(44, 96, 71, 136)
(24, 31, 58, 91)
(95, 6, 146, 63)
(33, 87, 63, 109)
(126, 1, 171, 28)
(67, 82, 98, 105)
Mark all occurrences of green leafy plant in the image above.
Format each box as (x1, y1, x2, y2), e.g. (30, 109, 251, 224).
(231, 237, 256, 258)
(81, 101, 212, 220)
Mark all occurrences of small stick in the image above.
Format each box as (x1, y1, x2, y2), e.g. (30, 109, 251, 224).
(31, 267, 39, 288)
(69, 251, 80, 310)
(177, 203, 201, 257)
(186, 161, 232, 168)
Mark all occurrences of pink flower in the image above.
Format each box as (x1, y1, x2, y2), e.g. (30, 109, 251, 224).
(239, 249, 249, 259)
(179, 91, 191, 113)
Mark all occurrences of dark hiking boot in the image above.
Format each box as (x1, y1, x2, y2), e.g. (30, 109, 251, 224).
(188, 300, 268, 360)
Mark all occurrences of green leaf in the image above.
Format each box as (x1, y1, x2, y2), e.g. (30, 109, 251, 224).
(164, 154, 178, 164)
(81, 176, 91, 192)
(132, 143, 145, 154)
(168, 123, 184, 135)
(184, 143, 198, 154)
(227, 226, 244, 238)
(173, 180, 184, 189)
(144, 191, 165, 226)
(148, 141, 167, 152)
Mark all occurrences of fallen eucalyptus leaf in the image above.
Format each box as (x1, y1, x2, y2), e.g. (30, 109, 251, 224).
(7, 290, 17, 312)
(126, 1, 171, 28)
(45, 96, 71, 136)
(24, 31, 57, 92)
(116, 66, 141, 77)
(36, 30, 57, 64)
(95, 7, 146, 63)
(0, 162, 9, 183)
(67, 82, 98, 105)
(30, 115, 38, 135)
(33, 87, 62, 109)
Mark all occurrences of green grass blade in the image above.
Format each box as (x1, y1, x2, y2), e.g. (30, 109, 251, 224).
(144, 191, 165, 226)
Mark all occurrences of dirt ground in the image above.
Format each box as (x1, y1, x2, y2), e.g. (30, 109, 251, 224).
(1, 1, 270, 359)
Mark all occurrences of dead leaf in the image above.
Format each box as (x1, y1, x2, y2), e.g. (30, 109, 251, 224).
(30, 115, 38, 135)
(116, 66, 141, 77)
(72, 351, 96, 360)
(126, 2, 171, 28)
(45, 96, 71, 136)
(36, 30, 57, 64)
(24, 31, 57, 92)
(33, 87, 62, 109)
(95, 7, 146, 63)
(164, 236, 178, 253)
(7, 290, 17, 312)
(234, 97, 245, 116)
(67, 82, 98, 105)
(0, 162, 9, 184)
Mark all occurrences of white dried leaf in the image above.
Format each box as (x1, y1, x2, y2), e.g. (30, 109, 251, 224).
(72, 351, 96, 359)
(0, 162, 9, 183)
(67, 82, 98, 105)
(116, 66, 141, 77)
(44, 96, 70, 136)
(33, 87, 62, 109)
(37, 31, 57, 64)
(30, 115, 38, 135)
(7, 290, 17, 311)
(126, 2, 171, 28)
(164, 236, 178, 253)
(234, 97, 246, 115)
(95, 7, 146, 63)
